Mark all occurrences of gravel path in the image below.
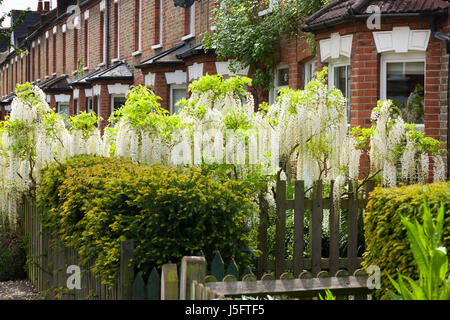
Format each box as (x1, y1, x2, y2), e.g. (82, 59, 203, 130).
(0, 280, 39, 300)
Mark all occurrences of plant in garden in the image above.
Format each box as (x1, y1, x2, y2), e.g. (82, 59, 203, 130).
(362, 182, 450, 300)
(387, 201, 449, 300)
(353, 100, 446, 187)
(38, 155, 259, 285)
(318, 289, 335, 300)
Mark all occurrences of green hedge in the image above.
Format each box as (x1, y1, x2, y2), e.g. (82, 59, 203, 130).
(362, 182, 450, 300)
(38, 155, 258, 285)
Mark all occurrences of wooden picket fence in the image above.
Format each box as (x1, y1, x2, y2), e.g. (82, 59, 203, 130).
(18, 197, 130, 300)
(130, 247, 371, 300)
(256, 179, 375, 278)
(16, 178, 375, 300)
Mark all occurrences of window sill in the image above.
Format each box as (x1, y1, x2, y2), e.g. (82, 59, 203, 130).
(132, 50, 142, 57)
(151, 44, 162, 50)
(45, 75, 49, 79)
(111, 58, 120, 64)
(83, 66, 89, 71)
(181, 33, 195, 41)
(52, 73, 57, 77)
(98, 62, 106, 67)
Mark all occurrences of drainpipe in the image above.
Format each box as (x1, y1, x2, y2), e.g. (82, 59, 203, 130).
(429, 15, 450, 181)
(106, 0, 110, 67)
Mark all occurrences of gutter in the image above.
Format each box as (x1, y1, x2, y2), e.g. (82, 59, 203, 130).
(429, 15, 450, 181)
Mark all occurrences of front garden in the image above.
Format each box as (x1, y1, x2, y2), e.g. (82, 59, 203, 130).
(0, 70, 448, 300)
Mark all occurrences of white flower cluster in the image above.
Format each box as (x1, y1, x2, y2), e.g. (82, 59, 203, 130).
(0, 86, 103, 224)
(0, 78, 446, 224)
(370, 100, 446, 186)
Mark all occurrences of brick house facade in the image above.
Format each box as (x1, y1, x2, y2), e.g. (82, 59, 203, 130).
(301, 0, 449, 178)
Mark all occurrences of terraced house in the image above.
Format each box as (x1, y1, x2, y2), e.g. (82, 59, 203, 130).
(0, 0, 449, 176)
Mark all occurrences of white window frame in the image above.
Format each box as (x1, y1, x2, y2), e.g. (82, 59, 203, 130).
(84, 12, 89, 69)
(304, 59, 316, 88)
(328, 56, 351, 123)
(269, 64, 289, 105)
(170, 84, 187, 115)
(151, 0, 164, 49)
(181, 3, 196, 41)
(111, 0, 120, 62)
(380, 51, 426, 128)
(132, 0, 143, 56)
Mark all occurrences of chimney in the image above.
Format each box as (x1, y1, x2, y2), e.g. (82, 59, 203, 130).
(44, 1, 50, 11)
(37, 0, 43, 11)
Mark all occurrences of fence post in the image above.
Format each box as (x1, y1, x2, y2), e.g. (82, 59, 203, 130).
(179, 256, 206, 300)
(119, 241, 134, 300)
(275, 180, 287, 278)
(161, 263, 178, 300)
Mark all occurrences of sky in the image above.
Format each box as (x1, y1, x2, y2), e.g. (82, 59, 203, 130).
(0, 0, 57, 27)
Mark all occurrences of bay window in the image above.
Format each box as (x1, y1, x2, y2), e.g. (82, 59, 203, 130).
(381, 52, 425, 125)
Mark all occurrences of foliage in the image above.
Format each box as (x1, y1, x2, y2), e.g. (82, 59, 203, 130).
(362, 182, 450, 300)
(318, 289, 335, 300)
(68, 111, 102, 139)
(38, 155, 259, 285)
(387, 201, 449, 300)
(202, 0, 331, 92)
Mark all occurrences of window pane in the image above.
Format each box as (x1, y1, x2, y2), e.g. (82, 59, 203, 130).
(113, 97, 126, 113)
(172, 89, 186, 114)
(387, 62, 403, 76)
(277, 68, 289, 86)
(387, 61, 424, 124)
(58, 103, 70, 126)
(86, 98, 93, 113)
(334, 66, 348, 97)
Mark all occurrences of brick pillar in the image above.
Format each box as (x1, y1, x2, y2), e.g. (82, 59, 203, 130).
(50, 94, 56, 111)
(154, 72, 169, 112)
(99, 84, 110, 133)
(349, 32, 379, 176)
(78, 88, 86, 112)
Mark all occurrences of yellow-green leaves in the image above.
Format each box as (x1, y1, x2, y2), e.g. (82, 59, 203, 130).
(388, 202, 449, 300)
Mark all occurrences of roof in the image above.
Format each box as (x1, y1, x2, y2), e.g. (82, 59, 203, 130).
(70, 68, 105, 86)
(86, 61, 133, 82)
(304, 0, 449, 31)
(176, 43, 214, 59)
(39, 75, 72, 92)
(37, 75, 57, 89)
(135, 42, 188, 68)
(0, 92, 15, 104)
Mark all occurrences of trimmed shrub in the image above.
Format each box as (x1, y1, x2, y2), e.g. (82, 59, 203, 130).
(38, 155, 258, 285)
(362, 182, 450, 300)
